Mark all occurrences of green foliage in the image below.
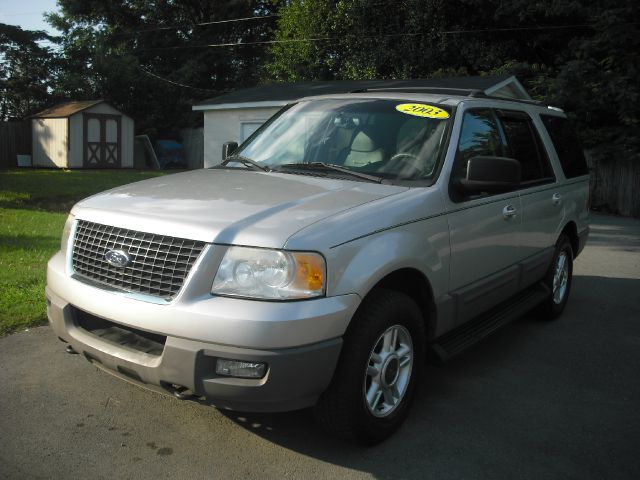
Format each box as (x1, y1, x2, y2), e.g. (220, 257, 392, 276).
(0, 23, 55, 120)
(265, 0, 639, 162)
(45, 0, 279, 136)
(0, 169, 169, 336)
(545, 2, 639, 159)
(1, 1, 638, 159)
(265, 0, 590, 81)
(0, 207, 66, 336)
(0, 169, 166, 212)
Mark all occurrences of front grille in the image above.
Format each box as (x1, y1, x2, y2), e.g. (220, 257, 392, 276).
(72, 220, 205, 299)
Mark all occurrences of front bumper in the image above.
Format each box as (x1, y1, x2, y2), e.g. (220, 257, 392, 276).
(46, 251, 359, 412)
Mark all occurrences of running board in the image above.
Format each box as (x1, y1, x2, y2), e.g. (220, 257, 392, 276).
(430, 283, 550, 364)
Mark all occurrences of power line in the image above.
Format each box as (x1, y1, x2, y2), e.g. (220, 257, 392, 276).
(134, 23, 605, 52)
(138, 66, 216, 92)
(105, 0, 398, 37)
(108, 0, 398, 36)
(113, 2, 389, 36)
(112, 14, 281, 36)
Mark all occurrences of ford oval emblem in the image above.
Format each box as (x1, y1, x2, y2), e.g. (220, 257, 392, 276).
(104, 249, 131, 268)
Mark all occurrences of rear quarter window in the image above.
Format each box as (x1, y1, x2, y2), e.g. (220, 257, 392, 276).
(540, 115, 589, 178)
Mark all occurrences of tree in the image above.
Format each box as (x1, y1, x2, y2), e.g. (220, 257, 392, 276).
(547, 1, 639, 156)
(265, 0, 639, 158)
(47, 0, 279, 135)
(0, 23, 55, 120)
(265, 0, 584, 81)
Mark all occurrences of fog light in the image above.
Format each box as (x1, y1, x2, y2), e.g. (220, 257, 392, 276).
(215, 358, 267, 379)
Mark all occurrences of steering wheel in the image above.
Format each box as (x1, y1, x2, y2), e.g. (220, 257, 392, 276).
(384, 152, 424, 177)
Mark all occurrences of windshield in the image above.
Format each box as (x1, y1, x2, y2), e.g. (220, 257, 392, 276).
(235, 99, 451, 181)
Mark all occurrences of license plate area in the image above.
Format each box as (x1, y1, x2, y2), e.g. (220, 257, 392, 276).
(72, 307, 166, 357)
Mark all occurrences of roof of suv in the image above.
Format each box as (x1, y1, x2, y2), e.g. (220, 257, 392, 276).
(194, 75, 519, 106)
(295, 91, 562, 114)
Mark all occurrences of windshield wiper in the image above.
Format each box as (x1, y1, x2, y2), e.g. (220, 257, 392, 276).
(220, 154, 270, 172)
(278, 162, 383, 183)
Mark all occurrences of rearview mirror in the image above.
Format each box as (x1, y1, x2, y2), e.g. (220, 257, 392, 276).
(457, 156, 521, 194)
(222, 141, 239, 161)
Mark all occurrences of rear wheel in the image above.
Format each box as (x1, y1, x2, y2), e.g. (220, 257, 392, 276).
(536, 234, 573, 320)
(315, 289, 426, 445)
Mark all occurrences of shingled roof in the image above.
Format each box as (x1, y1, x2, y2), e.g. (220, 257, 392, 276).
(193, 75, 530, 111)
(32, 100, 104, 118)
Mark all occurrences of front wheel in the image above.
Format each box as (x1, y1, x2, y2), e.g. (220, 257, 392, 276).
(315, 289, 426, 445)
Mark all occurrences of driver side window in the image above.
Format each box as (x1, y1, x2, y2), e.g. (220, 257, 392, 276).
(449, 109, 507, 201)
(454, 109, 505, 179)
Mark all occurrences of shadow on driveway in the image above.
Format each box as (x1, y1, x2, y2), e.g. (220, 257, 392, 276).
(215, 275, 639, 480)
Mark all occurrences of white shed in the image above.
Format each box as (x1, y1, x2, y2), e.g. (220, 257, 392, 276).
(31, 100, 134, 168)
(193, 75, 531, 168)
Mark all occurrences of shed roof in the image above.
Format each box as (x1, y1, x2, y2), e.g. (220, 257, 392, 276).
(193, 75, 530, 111)
(32, 100, 105, 118)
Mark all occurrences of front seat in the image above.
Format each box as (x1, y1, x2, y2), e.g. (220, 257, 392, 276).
(343, 129, 385, 167)
(387, 118, 442, 176)
(396, 118, 426, 157)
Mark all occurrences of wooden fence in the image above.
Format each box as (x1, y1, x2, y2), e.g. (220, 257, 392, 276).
(590, 157, 640, 218)
(180, 127, 204, 169)
(0, 121, 31, 168)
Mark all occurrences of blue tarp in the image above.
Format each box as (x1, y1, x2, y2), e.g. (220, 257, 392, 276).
(155, 140, 187, 169)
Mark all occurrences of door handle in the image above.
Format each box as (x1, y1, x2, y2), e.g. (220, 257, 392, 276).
(502, 204, 517, 220)
(552, 193, 562, 206)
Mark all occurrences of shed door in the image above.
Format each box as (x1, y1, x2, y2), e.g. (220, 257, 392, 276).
(83, 113, 121, 168)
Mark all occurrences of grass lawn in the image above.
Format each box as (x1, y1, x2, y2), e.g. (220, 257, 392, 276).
(0, 169, 168, 336)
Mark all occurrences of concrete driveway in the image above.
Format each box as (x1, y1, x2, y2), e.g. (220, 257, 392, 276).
(1, 213, 639, 479)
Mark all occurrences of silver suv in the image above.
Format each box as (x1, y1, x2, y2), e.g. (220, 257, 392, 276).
(47, 90, 590, 444)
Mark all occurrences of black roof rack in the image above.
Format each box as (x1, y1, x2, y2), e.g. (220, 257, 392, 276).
(350, 86, 550, 107)
(483, 96, 547, 107)
(193, 75, 527, 107)
(350, 86, 488, 97)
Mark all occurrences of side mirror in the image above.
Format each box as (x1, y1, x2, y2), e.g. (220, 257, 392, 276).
(457, 156, 521, 194)
(222, 141, 238, 161)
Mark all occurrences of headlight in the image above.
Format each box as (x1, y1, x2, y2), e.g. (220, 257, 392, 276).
(211, 246, 325, 300)
(61, 214, 75, 253)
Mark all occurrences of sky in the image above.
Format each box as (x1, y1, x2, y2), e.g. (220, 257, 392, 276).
(0, 0, 61, 35)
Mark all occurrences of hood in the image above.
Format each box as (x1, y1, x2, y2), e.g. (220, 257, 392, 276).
(72, 169, 408, 247)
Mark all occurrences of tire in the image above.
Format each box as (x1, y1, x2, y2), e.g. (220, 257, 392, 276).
(536, 234, 574, 320)
(315, 288, 426, 445)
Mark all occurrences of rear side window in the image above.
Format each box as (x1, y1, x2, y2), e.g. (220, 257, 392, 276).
(540, 115, 589, 178)
(497, 111, 554, 184)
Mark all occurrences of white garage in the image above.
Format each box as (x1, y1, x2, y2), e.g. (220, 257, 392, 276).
(192, 75, 530, 168)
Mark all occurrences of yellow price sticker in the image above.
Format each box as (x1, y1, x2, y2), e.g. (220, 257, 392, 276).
(396, 103, 450, 119)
